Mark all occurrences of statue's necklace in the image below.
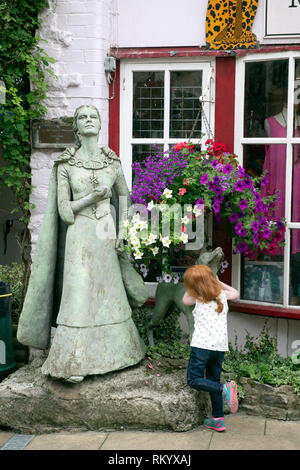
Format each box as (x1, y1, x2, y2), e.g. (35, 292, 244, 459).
(68, 150, 114, 189)
(68, 151, 114, 170)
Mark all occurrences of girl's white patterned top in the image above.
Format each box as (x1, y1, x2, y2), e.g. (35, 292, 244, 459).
(190, 290, 228, 351)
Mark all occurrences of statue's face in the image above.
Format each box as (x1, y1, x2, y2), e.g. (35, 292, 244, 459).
(76, 106, 101, 138)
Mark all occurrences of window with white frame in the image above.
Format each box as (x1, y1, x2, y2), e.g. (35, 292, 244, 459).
(119, 59, 215, 284)
(120, 60, 215, 188)
(234, 52, 300, 308)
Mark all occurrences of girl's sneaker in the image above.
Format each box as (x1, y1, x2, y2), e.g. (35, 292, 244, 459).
(223, 380, 238, 413)
(204, 417, 226, 432)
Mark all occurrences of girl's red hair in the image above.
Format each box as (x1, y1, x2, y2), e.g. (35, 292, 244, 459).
(183, 264, 223, 314)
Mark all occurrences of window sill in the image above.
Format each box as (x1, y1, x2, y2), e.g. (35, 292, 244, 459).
(229, 301, 300, 320)
(144, 298, 300, 320)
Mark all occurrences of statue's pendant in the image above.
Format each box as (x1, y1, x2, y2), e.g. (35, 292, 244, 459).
(90, 171, 100, 189)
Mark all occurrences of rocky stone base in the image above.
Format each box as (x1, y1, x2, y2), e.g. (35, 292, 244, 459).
(1, 357, 299, 434)
(0, 358, 210, 434)
(236, 377, 300, 421)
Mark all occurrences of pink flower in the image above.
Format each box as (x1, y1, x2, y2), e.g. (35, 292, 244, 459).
(178, 188, 187, 196)
(183, 178, 190, 186)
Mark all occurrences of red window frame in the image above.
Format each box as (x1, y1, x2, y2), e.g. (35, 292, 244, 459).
(108, 46, 300, 320)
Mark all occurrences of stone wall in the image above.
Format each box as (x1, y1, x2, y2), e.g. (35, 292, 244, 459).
(236, 378, 300, 421)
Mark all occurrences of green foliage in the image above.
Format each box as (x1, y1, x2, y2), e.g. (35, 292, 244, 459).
(223, 327, 300, 395)
(0, 263, 24, 321)
(0, 0, 53, 226)
(132, 306, 190, 360)
(133, 309, 300, 396)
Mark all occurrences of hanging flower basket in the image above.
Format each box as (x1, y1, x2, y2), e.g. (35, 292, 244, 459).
(123, 140, 286, 281)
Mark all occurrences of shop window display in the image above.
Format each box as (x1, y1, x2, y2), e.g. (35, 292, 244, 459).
(241, 58, 300, 306)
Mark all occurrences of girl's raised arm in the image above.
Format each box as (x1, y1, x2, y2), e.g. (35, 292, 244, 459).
(182, 291, 196, 306)
(217, 278, 239, 301)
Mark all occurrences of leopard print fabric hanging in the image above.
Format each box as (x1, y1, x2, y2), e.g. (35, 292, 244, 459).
(205, 0, 259, 50)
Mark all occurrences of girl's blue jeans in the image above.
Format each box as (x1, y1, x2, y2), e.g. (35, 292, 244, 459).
(186, 346, 225, 418)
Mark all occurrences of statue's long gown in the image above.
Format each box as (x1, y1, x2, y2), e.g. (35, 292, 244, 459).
(41, 153, 146, 379)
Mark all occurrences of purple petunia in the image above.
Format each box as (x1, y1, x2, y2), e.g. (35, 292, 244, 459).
(214, 195, 224, 204)
(234, 180, 246, 192)
(243, 178, 253, 190)
(235, 222, 247, 237)
(255, 200, 268, 213)
(252, 220, 260, 232)
(257, 215, 268, 227)
(276, 220, 285, 231)
(212, 202, 221, 213)
(229, 213, 240, 223)
(208, 181, 217, 191)
(211, 160, 219, 168)
(234, 221, 244, 234)
(238, 166, 246, 178)
(236, 241, 249, 253)
(238, 199, 248, 211)
(252, 191, 261, 202)
(260, 176, 269, 186)
(196, 198, 205, 206)
(261, 228, 271, 240)
(223, 163, 233, 174)
(253, 233, 259, 246)
(200, 174, 209, 184)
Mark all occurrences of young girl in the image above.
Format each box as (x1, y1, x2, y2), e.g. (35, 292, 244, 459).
(183, 264, 239, 432)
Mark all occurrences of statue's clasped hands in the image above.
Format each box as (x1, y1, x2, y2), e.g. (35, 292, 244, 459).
(87, 185, 112, 204)
(86, 186, 124, 254)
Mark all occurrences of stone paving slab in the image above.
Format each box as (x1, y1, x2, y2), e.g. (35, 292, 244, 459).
(265, 419, 300, 437)
(222, 414, 266, 435)
(100, 430, 212, 451)
(1, 415, 300, 450)
(0, 432, 13, 448)
(209, 433, 300, 450)
(24, 432, 108, 451)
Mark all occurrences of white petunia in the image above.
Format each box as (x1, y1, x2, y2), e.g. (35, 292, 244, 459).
(180, 233, 188, 244)
(193, 205, 203, 217)
(145, 232, 157, 245)
(134, 250, 143, 260)
(131, 237, 140, 249)
(135, 220, 148, 231)
(129, 225, 137, 235)
(147, 201, 155, 211)
(122, 220, 130, 228)
(162, 236, 171, 248)
(186, 205, 193, 212)
(162, 188, 173, 199)
(181, 216, 189, 224)
(132, 213, 141, 224)
(151, 247, 159, 256)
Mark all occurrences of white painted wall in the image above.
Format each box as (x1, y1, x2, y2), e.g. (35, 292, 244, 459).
(117, 0, 300, 47)
(118, 0, 205, 47)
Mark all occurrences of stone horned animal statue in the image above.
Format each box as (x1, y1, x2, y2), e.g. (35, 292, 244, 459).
(146, 247, 224, 346)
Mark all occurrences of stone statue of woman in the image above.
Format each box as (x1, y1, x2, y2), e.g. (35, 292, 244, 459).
(17, 105, 147, 383)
